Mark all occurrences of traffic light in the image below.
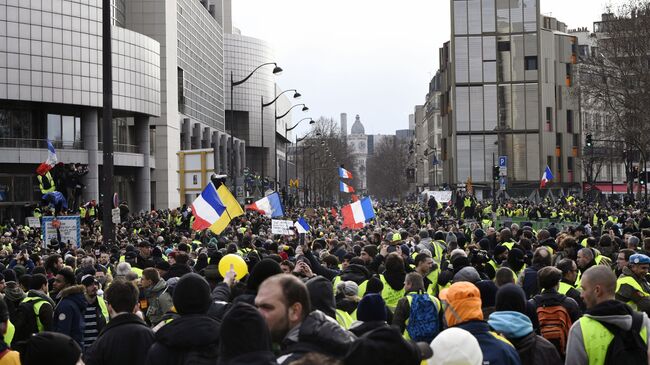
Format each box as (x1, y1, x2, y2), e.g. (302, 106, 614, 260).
(492, 165, 500, 181)
(641, 171, 647, 185)
(586, 133, 593, 147)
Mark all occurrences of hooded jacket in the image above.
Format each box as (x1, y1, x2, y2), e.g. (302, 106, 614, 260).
(4, 282, 25, 323)
(83, 312, 155, 365)
(565, 300, 650, 365)
(488, 311, 561, 365)
(52, 285, 87, 346)
(306, 276, 336, 319)
(145, 279, 173, 326)
(277, 310, 356, 365)
(218, 302, 275, 365)
(145, 314, 221, 365)
(340, 264, 371, 285)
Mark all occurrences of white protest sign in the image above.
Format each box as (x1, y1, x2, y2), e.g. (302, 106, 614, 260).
(111, 208, 121, 224)
(271, 219, 295, 235)
(26, 217, 40, 228)
(42, 216, 81, 248)
(425, 190, 453, 204)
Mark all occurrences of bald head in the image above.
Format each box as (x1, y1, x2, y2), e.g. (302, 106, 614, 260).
(581, 265, 617, 308)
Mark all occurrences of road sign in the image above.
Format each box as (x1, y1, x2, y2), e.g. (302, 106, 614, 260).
(498, 156, 507, 168)
(499, 176, 507, 191)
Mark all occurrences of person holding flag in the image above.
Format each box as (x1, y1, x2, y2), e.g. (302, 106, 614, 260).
(190, 182, 244, 234)
(36, 141, 58, 195)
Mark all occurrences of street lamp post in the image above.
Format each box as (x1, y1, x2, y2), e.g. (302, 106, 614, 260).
(275, 104, 308, 197)
(230, 62, 282, 197)
(286, 118, 314, 203)
(261, 89, 301, 189)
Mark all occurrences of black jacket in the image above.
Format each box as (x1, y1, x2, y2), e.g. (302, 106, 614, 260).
(145, 314, 221, 365)
(339, 264, 371, 285)
(83, 313, 155, 365)
(509, 332, 562, 365)
(278, 310, 356, 365)
(529, 289, 582, 324)
(162, 264, 193, 280)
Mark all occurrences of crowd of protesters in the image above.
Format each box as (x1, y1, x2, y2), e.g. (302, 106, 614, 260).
(1, 191, 650, 365)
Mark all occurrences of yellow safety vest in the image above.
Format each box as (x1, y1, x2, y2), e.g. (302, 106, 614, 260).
(426, 269, 440, 296)
(558, 281, 576, 296)
(38, 172, 56, 194)
(336, 309, 354, 329)
(21, 297, 49, 332)
(581, 316, 647, 365)
(4, 320, 14, 345)
(131, 267, 143, 278)
(379, 274, 405, 311)
(501, 242, 515, 250)
(616, 275, 650, 310)
(403, 293, 440, 340)
(97, 296, 109, 323)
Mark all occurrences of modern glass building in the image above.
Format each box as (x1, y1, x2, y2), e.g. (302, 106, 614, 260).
(441, 0, 582, 197)
(0, 0, 161, 220)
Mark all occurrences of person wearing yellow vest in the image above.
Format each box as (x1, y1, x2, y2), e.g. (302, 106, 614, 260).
(37, 171, 56, 194)
(615, 254, 650, 314)
(565, 265, 650, 365)
(81, 274, 108, 350)
(413, 253, 438, 295)
(379, 253, 406, 312)
(576, 248, 598, 288)
(393, 272, 442, 341)
(0, 298, 19, 365)
(556, 258, 585, 310)
(14, 273, 54, 344)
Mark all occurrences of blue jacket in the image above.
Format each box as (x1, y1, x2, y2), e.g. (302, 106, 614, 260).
(53, 285, 87, 346)
(455, 320, 522, 365)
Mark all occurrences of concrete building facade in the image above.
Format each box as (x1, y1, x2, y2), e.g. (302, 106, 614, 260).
(0, 0, 161, 220)
(441, 0, 582, 197)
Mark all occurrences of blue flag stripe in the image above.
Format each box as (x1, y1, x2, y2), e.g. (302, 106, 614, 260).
(201, 184, 226, 216)
(360, 198, 375, 220)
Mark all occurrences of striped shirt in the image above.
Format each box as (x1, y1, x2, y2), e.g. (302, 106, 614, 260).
(83, 303, 99, 350)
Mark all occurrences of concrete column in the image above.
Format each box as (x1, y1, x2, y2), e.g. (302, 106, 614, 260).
(240, 140, 246, 173)
(191, 123, 201, 149)
(202, 127, 210, 148)
(181, 118, 191, 150)
(212, 131, 221, 174)
(82, 108, 99, 202)
(135, 116, 151, 212)
(220, 134, 229, 176)
(234, 139, 241, 176)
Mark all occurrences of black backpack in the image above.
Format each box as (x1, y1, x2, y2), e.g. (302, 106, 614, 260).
(12, 299, 44, 344)
(601, 311, 648, 365)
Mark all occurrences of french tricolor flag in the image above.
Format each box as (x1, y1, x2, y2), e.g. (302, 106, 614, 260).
(339, 167, 353, 179)
(36, 140, 58, 176)
(294, 217, 310, 234)
(342, 197, 375, 229)
(340, 181, 355, 193)
(540, 165, 554, 188)
(246, 192, 284, 218)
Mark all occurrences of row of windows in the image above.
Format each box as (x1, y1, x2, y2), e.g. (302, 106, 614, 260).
(454, 0, 537, 35)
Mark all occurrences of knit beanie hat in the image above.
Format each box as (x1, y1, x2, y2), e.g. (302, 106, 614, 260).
(246, 258, 282, 292)
(19, 331, 81, 365)
(365, 276, 384, 294)
(495, 283, 527, 314)
(357, 293, 387, 322)
(219, 302, 272, 361)
(337, 280, 359, 297)
(172, 273, 212, 315)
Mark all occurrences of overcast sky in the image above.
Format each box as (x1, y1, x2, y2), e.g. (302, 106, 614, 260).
(232, 0, 623, 136)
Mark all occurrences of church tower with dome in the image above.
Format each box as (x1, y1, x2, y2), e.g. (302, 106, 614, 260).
(346, 114, 368, 192)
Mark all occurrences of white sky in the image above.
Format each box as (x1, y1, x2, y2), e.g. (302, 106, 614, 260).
(232, 0, 623, 136)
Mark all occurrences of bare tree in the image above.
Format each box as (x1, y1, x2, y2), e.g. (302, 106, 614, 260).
(367, 136, 410, 200)
(581, 1, 650, 195)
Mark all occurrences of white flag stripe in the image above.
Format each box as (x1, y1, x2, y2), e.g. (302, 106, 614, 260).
(193, 195, 221, 223)
(351, 200, 365, 223)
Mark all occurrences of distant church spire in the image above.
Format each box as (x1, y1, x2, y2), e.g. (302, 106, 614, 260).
(351, 114, 365, 135)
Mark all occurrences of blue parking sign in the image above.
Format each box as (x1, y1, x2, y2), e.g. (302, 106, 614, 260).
(499, 156, 507, 168)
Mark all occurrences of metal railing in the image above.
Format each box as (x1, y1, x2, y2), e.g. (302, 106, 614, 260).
(98, 142, 140, 154)
(0, 138, 84, 149)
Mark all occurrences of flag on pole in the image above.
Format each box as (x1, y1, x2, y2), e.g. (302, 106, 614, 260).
(342, 197, 376, 229)
(294, 217, 310, 234)
(191, 182, 244, 234)
(339, 167, 353, 179)
(540, 165, 554, 188)
(36, 140, 58, 176)
(246, 192, 284, 218)
(340, 181, 355, 193)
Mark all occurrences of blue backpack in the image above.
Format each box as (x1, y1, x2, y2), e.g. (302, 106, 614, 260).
(406, 293, 440, 343)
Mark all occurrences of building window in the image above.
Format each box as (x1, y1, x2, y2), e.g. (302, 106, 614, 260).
(498, 41, 511, 52)
(567, 110, 574, 133)
(524, 56, 538, 70)
(545, 107, 553, 132)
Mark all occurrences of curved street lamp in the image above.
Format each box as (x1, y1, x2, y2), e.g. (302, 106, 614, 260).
(230, 62, 282, 197)
(259, 89, 301, 185)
